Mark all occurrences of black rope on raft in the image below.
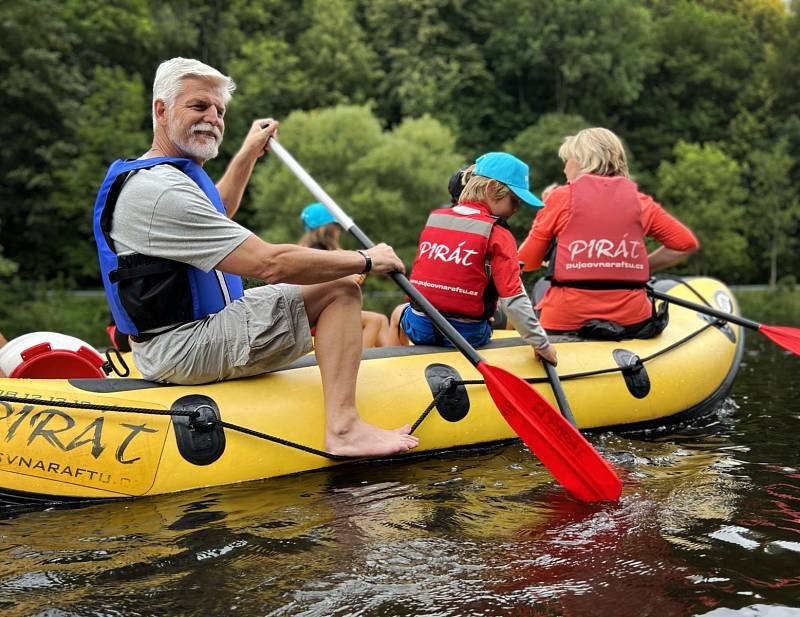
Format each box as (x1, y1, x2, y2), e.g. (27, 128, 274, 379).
(0, 395, 196, 418)
(0, 393, 350, 461)
(0, 305, 718, 462)
(209, 419, 350, 461)
(409, 379, 455, 433)
(550, 322, 716, 382)
(651, 275, 714, 307)
(0, 378, 469, 462)
(174, 383, 454, 462)
(391, 320, 716, 437)
(437, 321, 715, 386)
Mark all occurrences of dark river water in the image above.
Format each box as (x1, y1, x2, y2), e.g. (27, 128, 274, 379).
(1, 333, 799, 616)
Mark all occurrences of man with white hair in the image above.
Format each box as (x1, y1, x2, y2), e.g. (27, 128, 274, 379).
(93, 57, 418, 457)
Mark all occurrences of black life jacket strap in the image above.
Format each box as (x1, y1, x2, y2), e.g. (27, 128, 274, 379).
(109, 255, 179, 283)
(549, 279, 647, 290)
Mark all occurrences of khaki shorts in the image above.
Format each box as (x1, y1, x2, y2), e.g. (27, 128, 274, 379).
(133, 284, 314, 385)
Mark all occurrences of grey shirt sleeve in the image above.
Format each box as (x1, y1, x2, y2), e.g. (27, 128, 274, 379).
(111, 165, 252, 272)
(499, 292, 552, 352)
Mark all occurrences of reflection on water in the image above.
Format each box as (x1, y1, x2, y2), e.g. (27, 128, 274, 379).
(0, 336, 798, 616)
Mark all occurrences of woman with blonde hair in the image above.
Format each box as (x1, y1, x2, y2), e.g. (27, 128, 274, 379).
(298, 203, 391, 348)
(518, 127, 699, 339)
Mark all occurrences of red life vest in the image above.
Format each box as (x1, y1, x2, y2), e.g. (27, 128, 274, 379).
(552, 175, 649, 288)
(409, 204, 500, 319)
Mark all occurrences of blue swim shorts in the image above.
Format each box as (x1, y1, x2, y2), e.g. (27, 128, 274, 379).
(400, 305, 492, 348)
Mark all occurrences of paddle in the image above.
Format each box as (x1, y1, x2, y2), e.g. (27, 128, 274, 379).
(268, 137, 622, 503)
(648, 287, 800, 355)
(542, 361, 578, 427)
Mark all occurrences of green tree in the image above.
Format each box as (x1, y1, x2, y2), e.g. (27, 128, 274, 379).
(0, 247, 18, 278)
(504, 113, 590, 194)
(62, 0, 157, 77)
(248, 105, 386, 248)
(249, 105, 462, 265)
(145, 0, 280, 72)
(297, 0, 379, 108)
(2, 0, 795, 296)
(764, 4, 800, 119)
(482, 0, 655, 129)
(724, 73, 778, 162)
(656, 141, 749, 280)
(0, 0, 86, 280)
(363, 0, 496, 152)
(224, 0, 375, 133)
(748, 139, 800, 288)
(345, 115, 464, 260)
(223, 37, 306, 148)
(625, 1, 765, 171)
(700, 0, 789, 45)
(52, 67, 151, 281)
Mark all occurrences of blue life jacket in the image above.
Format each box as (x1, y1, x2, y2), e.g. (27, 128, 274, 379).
(93, 157, 244, 336)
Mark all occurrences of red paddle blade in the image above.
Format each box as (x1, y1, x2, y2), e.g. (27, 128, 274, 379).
(476, 362, 621, 503)
(759, 324, 800, 355)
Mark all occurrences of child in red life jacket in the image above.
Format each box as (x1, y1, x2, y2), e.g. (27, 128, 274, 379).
(388, 153, 557, 365)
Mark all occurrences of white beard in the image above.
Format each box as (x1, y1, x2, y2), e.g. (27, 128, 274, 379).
(168, 116, 221, 162)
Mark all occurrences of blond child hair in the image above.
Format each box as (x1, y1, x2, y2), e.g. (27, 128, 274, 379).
(459, 169, 514, 204)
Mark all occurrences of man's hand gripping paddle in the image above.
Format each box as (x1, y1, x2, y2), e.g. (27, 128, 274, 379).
(268, 136, 622, 503)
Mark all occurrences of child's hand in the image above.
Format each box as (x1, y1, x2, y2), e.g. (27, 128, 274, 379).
(535, 345, 557, 366)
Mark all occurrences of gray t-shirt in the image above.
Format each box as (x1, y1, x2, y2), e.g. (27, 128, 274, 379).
(108, 161, 310, 384)
(112, 164, 251, 271)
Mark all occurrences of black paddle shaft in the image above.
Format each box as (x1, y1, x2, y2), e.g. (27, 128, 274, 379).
(648, 288, 759, 330)
(542, 361, 578, 427)
(347, 224, 484, 366)
(267, 137, 483, 367)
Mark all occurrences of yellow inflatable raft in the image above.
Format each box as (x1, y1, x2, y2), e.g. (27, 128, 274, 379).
(0, 277, 743, 505)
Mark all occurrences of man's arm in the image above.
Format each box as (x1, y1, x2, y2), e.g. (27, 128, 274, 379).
(216, 235, 404, 285)
(216, 119, 278, 218)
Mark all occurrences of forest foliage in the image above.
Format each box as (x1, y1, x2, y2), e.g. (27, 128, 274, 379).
(1, 0, 799, 337)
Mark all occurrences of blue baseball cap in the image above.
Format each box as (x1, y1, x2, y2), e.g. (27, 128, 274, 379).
(474, 152, 544, 208)
(300, 202, 337, 231)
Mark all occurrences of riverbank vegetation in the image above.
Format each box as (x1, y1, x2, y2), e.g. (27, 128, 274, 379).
(1, 0, 798, 340)
(737, 287, 800, 325)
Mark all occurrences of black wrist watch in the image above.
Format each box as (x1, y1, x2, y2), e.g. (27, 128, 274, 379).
(357, 250, 372, 274)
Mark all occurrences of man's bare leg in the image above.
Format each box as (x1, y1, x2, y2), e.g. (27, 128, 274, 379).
(302, 279, 419, 457)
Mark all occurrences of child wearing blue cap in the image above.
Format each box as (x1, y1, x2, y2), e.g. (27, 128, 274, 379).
(299, 202, 340, 250)
(388, 153, 557, 365)
(298, 203, 391, 348)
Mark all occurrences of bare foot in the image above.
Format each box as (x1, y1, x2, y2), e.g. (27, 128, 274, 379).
(393, 423, 413, 435)
(326, 418, 419, 457)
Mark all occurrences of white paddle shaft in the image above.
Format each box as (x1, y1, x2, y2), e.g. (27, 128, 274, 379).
(268, 139, 356, 231)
